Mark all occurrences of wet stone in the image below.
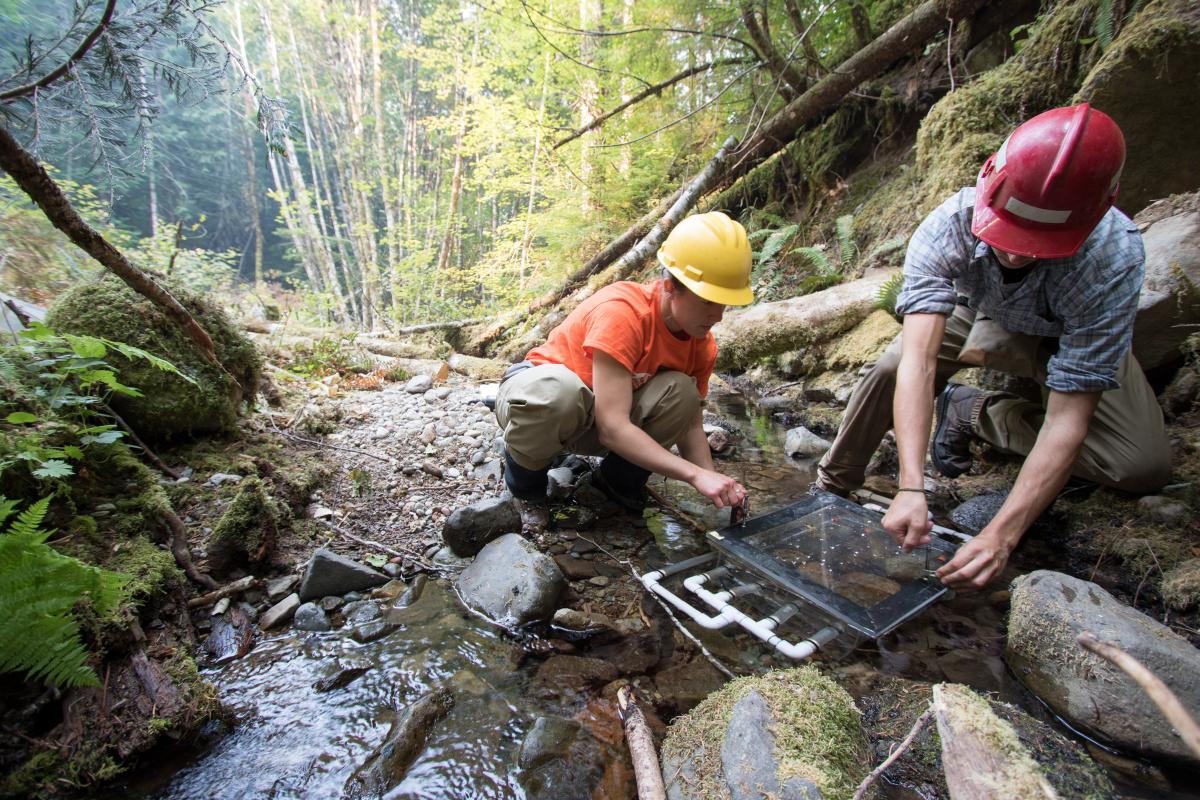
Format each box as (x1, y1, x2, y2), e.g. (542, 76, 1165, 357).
(370, 579, 407, 601)
(294, 602, 332, 632)
(554, 555, 601, 581)
(298, 547, 388, 601)
(261, 593, 300, 630)
(314, 665, 370, 693)
(519, 716, 582, 771)
(350, 621, 399, 644)
(342, 600, 382, 626)
(533, 655, 619, 696)
(266, 574, 299, 601)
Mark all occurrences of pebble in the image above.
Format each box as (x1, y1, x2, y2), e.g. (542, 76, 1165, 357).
(588, 576, 611, 588)
(207, 472, 244, 487)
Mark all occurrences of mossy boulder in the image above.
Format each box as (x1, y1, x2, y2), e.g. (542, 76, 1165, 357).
(660, 667, 871, 800)
(45, 272, 261, 441)
(207, 476, 280, 576)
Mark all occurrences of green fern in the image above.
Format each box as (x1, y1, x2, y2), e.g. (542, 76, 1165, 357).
(875, 271, 906, 321)
(835, 214, 858, 273)
(755, 224, 801, 265)
(0, 497, 128, 688)
(1096, 0, 1114, 49)
(793, 245, 835, 275)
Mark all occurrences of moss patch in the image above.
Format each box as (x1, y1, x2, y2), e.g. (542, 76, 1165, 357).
(661, 667, 870, 800)
(1161, 558, 1200, 610)
(45, 272, 262, 442)
(824, 309, 901, 370)
(206, 476, 280, 575)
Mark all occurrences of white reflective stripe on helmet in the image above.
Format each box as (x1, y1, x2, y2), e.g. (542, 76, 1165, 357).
(995, 133, 1012, 169)
(1003, 195, 1072, 224)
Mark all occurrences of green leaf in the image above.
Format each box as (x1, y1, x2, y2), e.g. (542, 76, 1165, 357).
(364, 553, 388, 568)
(63, 335, 107, 359)
(62, 446, 85, 460)
(5, 412, 38, 424)
(32, 460, 74, 479)
(80, 430, 124, 445)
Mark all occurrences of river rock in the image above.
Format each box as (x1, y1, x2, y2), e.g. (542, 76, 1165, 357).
(518, 716, 582, 770)
(546, 467, 576, 500)
(442, 495, 520, 557)
(293, 602, 332, 632)
(784, 426, 832, 459)
(532, 655, 619, 696)
(455, 533, 565, 625)
(266, 574, 298, 601)
(1007, 570, 1200, 766)
(404, 374, 433, 394)
(654, 659, 729, 714)
(298, 547, 388, 601)
(342, 600, 382, 626)
(261, 592, 300, 629)
(1137, 494, 1187, 526)
(662, 668, 870, 800)
(314, 665, 369, 693)
(949, 492, 1007, 534)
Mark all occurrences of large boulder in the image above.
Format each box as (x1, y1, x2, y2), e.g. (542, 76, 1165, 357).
(661, 667, 871, 800)
(1007, 570, 1200, 766)
(1074, 0, 1200, 216)
(1131, 194, 1200, 370)
(455, 533, 565, 626)
(45, 272, 260, 441)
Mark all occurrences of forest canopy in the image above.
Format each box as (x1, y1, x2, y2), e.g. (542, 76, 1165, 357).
(1, 0, 928, 328)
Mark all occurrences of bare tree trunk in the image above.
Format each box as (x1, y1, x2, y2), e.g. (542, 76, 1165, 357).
(578, 0, 602, 211)
(369, 0, 399, 329)
(232, 0, 265, 287)
(740, 2, 805, 97)
(519, 50, 551, 285)
(0, 127, 216, 363)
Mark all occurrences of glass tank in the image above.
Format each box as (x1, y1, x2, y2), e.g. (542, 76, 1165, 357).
(706, 491, 959, 638)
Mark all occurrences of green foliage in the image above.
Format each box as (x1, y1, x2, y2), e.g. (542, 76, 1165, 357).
(0, 324, 193, 483)
(0, 496, 128, 688)
(875, 271, 906, 322)
(288, 334, 372, 378)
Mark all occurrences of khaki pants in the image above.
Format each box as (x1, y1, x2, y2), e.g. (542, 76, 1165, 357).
(816, 305, 1170, 495)
(495, 364, 701, 470)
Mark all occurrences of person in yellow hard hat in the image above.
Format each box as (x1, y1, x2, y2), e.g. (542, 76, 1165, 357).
(494, 211, 754, 533)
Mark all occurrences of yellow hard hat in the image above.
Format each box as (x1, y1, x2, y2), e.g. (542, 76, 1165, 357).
(657, 211, 754, 306)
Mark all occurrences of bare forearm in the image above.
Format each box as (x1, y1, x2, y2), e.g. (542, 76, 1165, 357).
(983, 396, 1096, 545)
(676, 416, 716, 471)
(894, 356, 935, 488)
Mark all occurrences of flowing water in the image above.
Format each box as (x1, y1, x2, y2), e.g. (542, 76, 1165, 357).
(107, 389, 1185, 799)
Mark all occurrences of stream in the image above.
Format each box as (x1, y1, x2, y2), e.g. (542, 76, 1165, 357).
(102, 388, 1176, 799)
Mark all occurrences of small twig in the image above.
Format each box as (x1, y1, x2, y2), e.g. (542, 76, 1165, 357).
(645, 484, 708, 534)
(853, 707, 933, 800)
(321, 520, 449, 576)
(763, 380, 804, 397)
(186, 575, 262, 609)
(1078, 632, 1200, 759)
(99, 401, 180, 479)
(945, 18, 956, 92)
(264, 409, 396, 465)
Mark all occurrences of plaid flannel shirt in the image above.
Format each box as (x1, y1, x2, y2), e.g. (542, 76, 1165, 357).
(894, 187, 1145, 393)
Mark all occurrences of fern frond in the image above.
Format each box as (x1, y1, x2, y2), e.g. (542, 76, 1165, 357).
(794, 246, 834, 275)
(0, 496, 129, 688)
(755, 224, 801, 265)
(836, 214, 857, 273)
(1096, 0, 1114, 49)
(875, 271, 906, 321)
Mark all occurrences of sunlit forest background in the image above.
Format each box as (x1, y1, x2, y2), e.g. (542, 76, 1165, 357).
(1, 0, 906, 328)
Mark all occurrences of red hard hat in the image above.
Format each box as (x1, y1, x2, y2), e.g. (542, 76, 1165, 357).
(971, 104, 1125, 259)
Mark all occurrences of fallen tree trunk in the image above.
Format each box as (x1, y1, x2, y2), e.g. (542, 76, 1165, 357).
(343, 688, 455, 800)
(618, 686, 666, 800)
(712, 271, 892, 369)
(447, 353, 507, 381)
(933, 683, 1059, 800)
(0, 127, 217, 366)
(243, 330, 450, 380)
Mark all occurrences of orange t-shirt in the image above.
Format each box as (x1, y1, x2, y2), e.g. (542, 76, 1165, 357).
(525, 279, 717, 396)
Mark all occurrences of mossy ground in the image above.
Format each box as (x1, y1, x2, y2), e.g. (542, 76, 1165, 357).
(661, 667, 871, 800)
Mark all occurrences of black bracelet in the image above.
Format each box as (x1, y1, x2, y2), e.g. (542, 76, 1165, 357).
(895, 487, 926, 494)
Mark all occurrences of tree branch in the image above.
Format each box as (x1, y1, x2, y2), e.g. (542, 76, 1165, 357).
(1078, 632, 1200, 759)
(783, 0, 827, 71)
(0, 0, 118, 102)
(0, 126, 218, 365)
(554, 58, 752, 150)
(740, 2, 807, 98)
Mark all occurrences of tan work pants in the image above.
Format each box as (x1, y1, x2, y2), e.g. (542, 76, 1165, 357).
(495, 364, 701, 470)
(816, 305, 1170, 495)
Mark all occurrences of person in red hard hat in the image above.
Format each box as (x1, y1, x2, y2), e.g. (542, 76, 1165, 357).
(814, 104, 1169, 589)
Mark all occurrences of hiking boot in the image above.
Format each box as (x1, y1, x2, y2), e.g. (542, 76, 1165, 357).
(579, 453, 650, 513)
(931, 384, 986, 479)
(514, 497, 551, 538)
